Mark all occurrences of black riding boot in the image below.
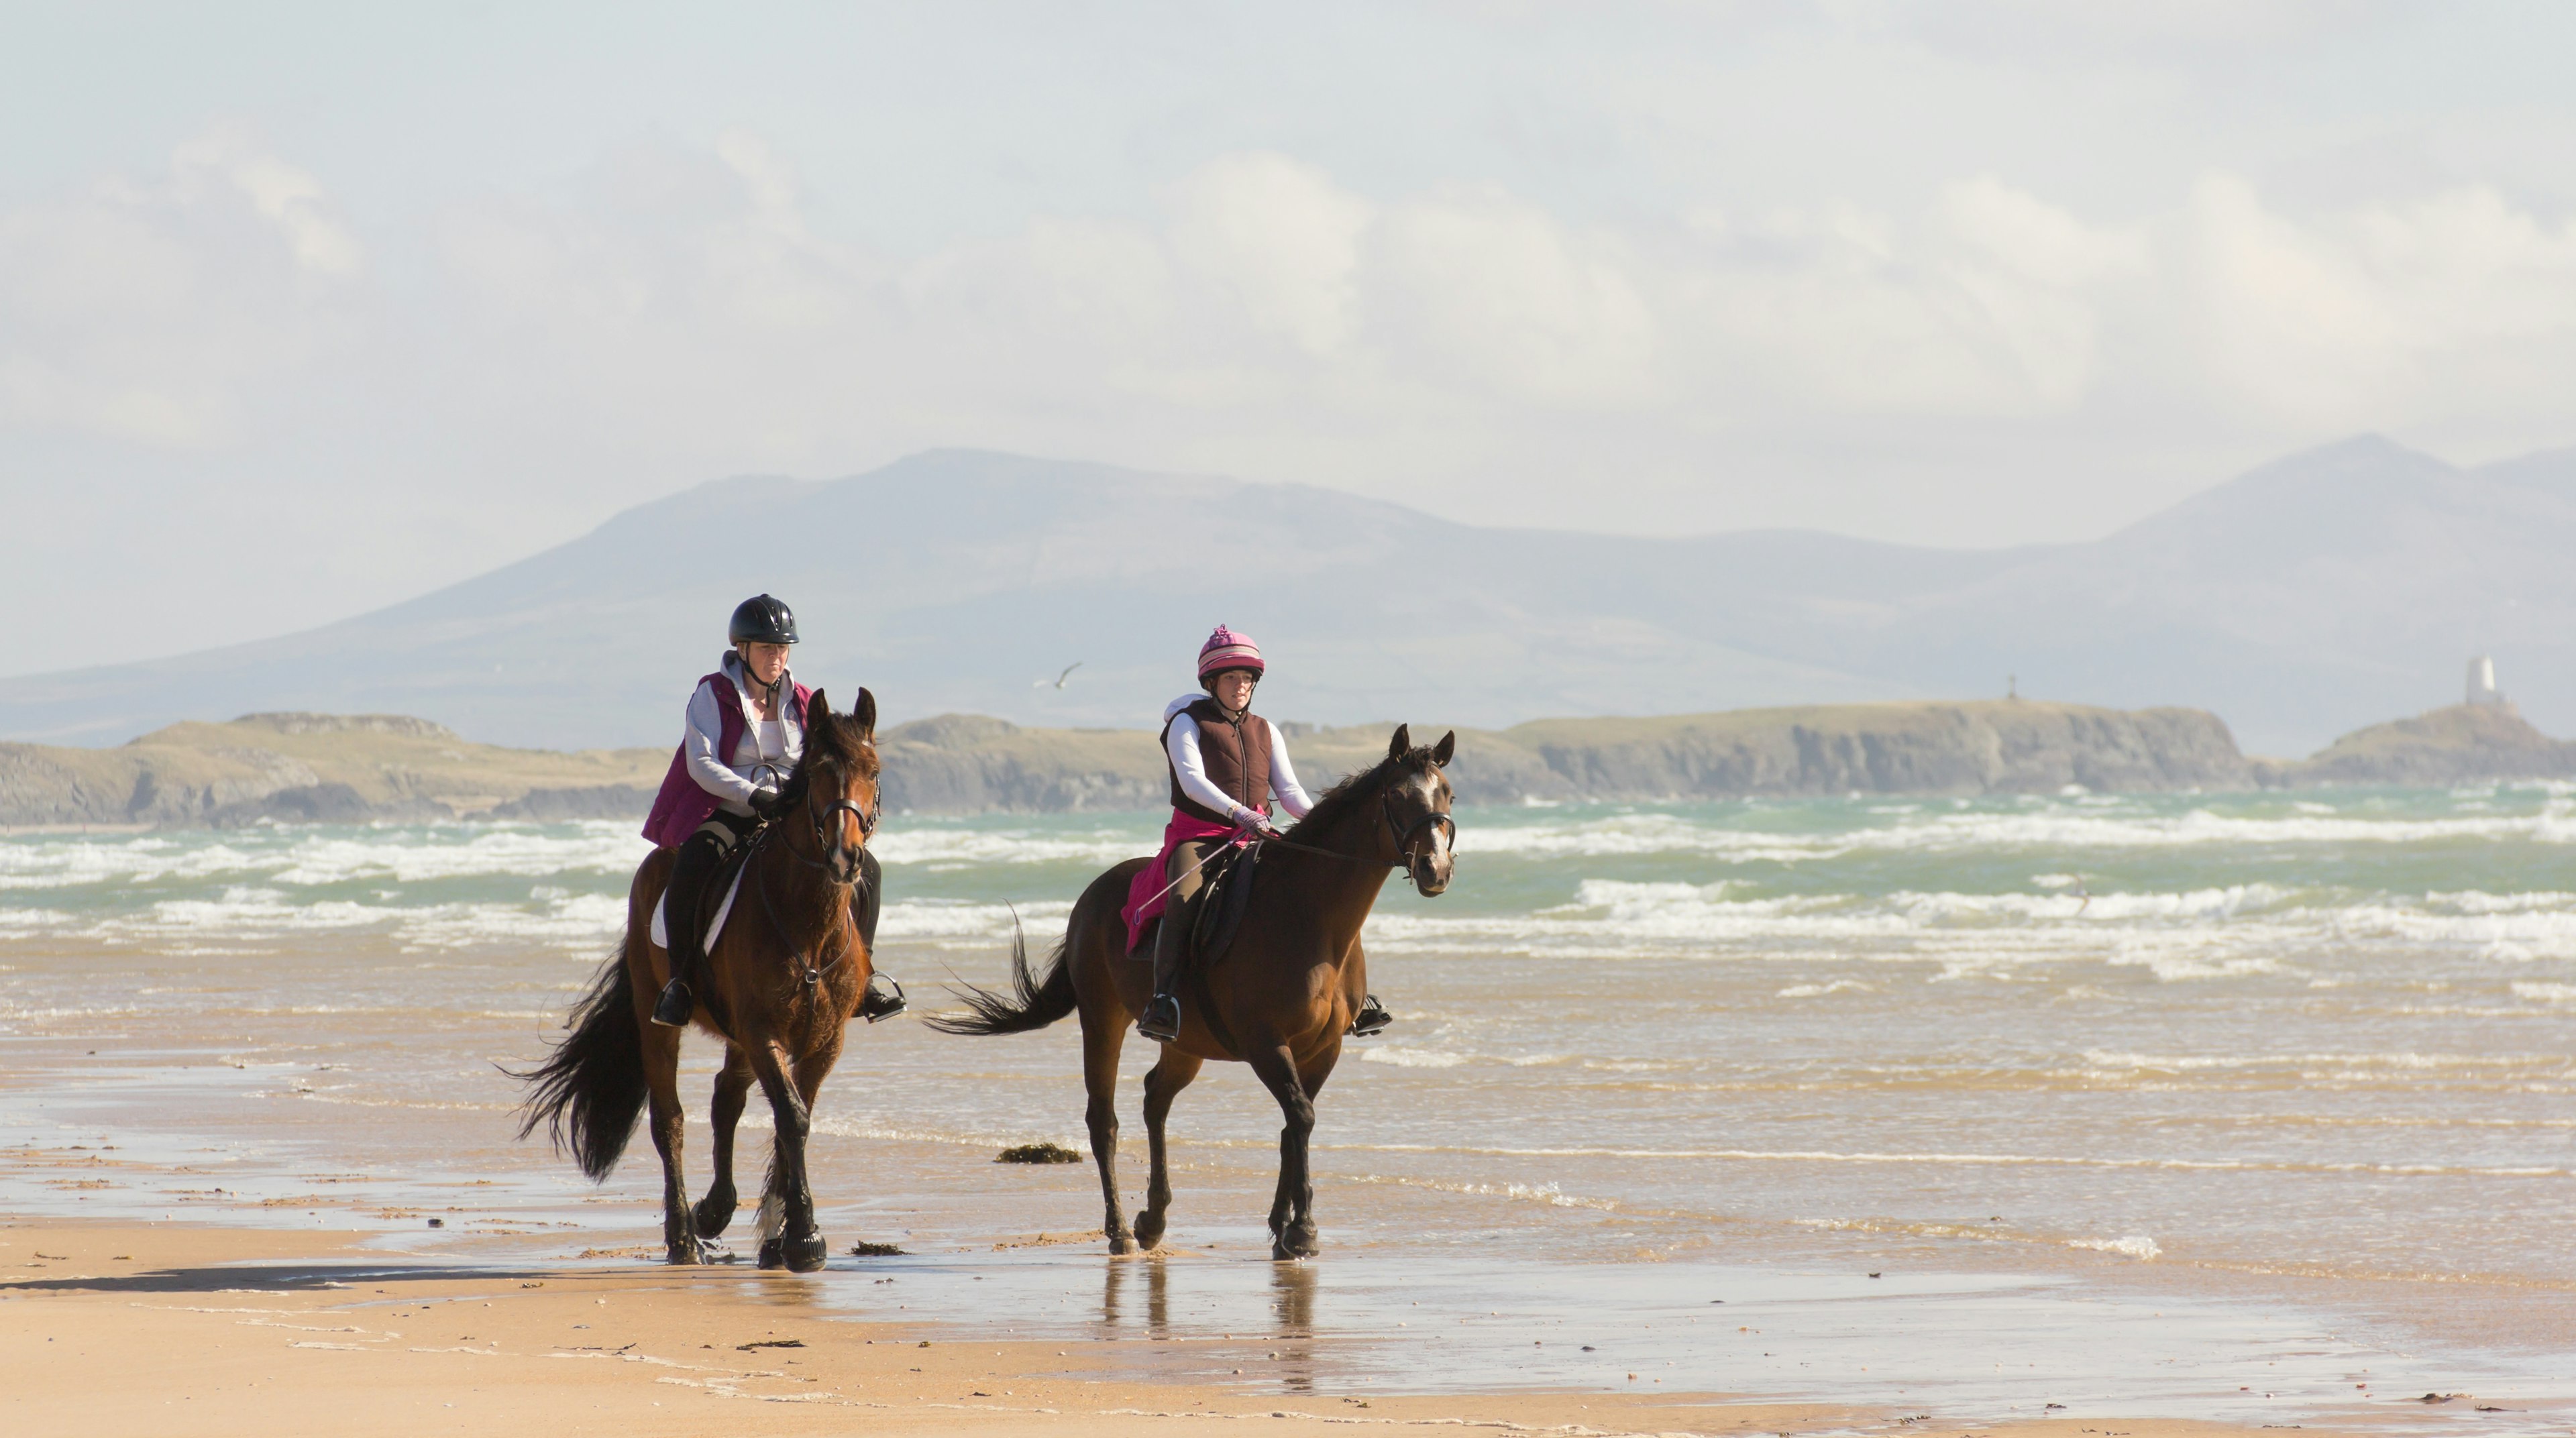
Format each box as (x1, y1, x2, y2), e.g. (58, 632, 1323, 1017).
(1350, 993, 1393, 1037)
(652, 832, 723, 1028)
(852, 848, 905, 1021)
(1137, 902, 1186, 1042)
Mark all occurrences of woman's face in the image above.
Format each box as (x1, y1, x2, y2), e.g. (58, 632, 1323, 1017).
(741, 642, 791, 685)
(1210, 669, 1257, 711)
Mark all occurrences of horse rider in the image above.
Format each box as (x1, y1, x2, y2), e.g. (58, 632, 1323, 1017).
(640, 594, 904, 1029)
(1136, 624, 1392, 1043)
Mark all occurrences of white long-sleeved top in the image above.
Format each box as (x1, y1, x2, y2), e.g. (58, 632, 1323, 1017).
(684, 652, 803, 816)
(1162, 693, 1313, 826)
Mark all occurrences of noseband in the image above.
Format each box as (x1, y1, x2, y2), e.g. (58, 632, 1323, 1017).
(1383, 789, 1456, 870)
(809, 793, 878, 883)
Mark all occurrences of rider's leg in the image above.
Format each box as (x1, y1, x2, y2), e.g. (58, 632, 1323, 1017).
(853, 848, 904, 1021)
(1138, 841, 1210, 1042)
(652, 818, 738, 1028)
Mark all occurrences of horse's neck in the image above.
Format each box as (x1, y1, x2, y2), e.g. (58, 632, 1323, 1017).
(1286, 805, 1394, 950)
(757, 828, 845, 939)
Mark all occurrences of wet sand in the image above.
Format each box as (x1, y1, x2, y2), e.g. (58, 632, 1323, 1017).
(9, 799, 2576, 1432)
(5, 1217, 2385, 1438)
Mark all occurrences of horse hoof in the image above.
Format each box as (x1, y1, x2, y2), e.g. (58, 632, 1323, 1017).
(784, 1235, 828, 1273)
(1279, 1225, 1320, 1260)
(1134, 1215, 1167, 1252)
(756, 1237, 784, 1270)
(692, 1196, 736, 1239)
(1106, 1233, 1136, 1256)
(1270, 1239, 1301, 1262)
(666, 1237, 705, 1266)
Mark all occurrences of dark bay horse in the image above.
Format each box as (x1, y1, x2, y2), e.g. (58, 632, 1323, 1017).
(931, 725, 1456, 1260)
(516, 688, 883, 1272)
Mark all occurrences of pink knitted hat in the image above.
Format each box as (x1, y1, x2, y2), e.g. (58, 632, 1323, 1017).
(1197, 624, 1265, 680)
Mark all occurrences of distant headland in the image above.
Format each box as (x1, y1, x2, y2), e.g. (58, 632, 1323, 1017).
(6, 699, 2570, 830)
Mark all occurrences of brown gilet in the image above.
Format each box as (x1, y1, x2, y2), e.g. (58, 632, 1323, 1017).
(1163, 697, 1274, 826)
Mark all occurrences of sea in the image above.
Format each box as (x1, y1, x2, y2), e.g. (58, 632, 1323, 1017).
(5, 785, 2574, 1426)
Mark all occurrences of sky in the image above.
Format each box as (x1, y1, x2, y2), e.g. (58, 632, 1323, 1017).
(5, 1, 2576, 677)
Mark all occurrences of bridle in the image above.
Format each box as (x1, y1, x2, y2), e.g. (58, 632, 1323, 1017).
(1381, 788, 1455, 867)
(1252, 770, 1454, 889)
(751, 753, 881, 991)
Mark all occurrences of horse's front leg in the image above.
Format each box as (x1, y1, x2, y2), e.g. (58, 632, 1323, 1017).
(1246, 1042, 1319, 1260)
(692, 1044, 754, 1240)
(1134, 1048, 1203, 1252)
(639, 1017, 703, 1264)
(745, 1039, 826, 1272)
(1285, 1042, 1343, 1258)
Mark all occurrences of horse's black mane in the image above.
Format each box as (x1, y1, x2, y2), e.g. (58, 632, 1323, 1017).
(1280, 744, 1434, 844)
(778, 706, 878, 805)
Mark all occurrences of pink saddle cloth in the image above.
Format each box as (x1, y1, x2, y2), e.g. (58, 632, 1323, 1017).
(1122, 812, 1250, 954)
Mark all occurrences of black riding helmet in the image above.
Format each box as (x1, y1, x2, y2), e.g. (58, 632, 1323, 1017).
(728, 594, 799, 647)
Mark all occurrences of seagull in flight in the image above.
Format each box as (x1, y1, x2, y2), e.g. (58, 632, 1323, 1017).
(1033, 661, 1082, 690)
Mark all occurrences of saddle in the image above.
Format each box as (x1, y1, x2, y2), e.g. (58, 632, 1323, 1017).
(1130, 840, 1263, 966)
(648, 834, 759, 952)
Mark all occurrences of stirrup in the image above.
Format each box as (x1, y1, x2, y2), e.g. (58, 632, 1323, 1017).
(651, 978, 694, 1030)
(1136, 994, 1182, 1042)
(1349, 993, 1392, 1038)
(860, 973, 906, 1024)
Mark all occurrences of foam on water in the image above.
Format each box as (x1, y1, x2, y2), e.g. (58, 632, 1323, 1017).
(1458, 796, 2576, 861)
(5, 786, 2575, 1369)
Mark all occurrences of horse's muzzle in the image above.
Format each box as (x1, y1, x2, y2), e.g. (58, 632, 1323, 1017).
(1409, 847, 1454, 897)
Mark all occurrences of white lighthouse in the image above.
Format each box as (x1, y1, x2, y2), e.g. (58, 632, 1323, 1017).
(2466, 655, 2507, 709)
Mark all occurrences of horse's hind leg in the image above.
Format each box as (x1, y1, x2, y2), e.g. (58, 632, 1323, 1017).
(1246, 1042, 1320, 1261)
(639, 1015, 702, 1264)
(1133, 1048, 1203, 1253)
(692, 1044, 754, 1240)
(1080, 1003, 1136, 1254)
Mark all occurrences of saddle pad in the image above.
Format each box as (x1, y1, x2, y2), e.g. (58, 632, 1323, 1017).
(1191, 841, 1261, 964)
(649, 861, 749, 952)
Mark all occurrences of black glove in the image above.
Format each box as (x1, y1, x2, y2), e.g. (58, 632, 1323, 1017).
(750, 783, 788, 820)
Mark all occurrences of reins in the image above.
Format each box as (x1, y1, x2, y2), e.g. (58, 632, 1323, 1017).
(1255, 789, 1454, 870)
(751, 756, 881, 994)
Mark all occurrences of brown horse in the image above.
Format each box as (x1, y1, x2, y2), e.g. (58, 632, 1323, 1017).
(515, 687, 883, 1272)
(931, 725, 1455, 1260)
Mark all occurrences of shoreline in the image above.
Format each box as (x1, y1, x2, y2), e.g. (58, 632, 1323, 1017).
(0, 1217, 2422, 1438)
(0, 1217, 1862, 1438)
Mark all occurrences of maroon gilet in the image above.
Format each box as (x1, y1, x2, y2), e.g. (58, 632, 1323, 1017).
(1162, 697, 1274, 826)
(641, 671, 812, 848)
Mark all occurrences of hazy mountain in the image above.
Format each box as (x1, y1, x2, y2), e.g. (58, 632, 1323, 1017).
(9, 438, 2570, 755)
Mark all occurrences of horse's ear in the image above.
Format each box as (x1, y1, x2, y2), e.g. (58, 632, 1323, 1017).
(1387, 724, 1411, 761)
(853, 686, 877, 736)
(1432, 730, 1455, 766)
(808, 688, 831, 721)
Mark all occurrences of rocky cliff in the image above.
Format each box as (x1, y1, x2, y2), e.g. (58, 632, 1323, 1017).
(857, 700, 2257, 810)
(12, 699, 2557, 829)
(0, 713, 663, 828)
(2259, 705, 2576, 787)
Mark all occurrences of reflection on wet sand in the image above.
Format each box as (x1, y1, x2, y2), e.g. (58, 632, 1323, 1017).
(1271, 1261, 1317, 1392)
(1099, 1254, 1171, 1338)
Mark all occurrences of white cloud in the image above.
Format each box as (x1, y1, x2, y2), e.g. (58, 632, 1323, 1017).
(172, 128, 363, 277)
(1169, 151, 1371, 355)
(1372, 187, 1660, 408)
(2180, 173, 2576, 426)
(0, 127, 364, 449)
(15, 122, 2576, 500)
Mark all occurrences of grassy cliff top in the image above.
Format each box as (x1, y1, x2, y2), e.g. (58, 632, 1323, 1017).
(119, 715, 666, 804)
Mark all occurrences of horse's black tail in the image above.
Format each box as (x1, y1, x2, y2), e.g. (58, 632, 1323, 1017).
(923, 915, 1077, 1036)
(511, 948, 647, 1180)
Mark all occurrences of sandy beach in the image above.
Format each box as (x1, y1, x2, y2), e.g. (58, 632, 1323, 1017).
(8, 1217, 2373, 1438)
(7, 798, 2575, 1435)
